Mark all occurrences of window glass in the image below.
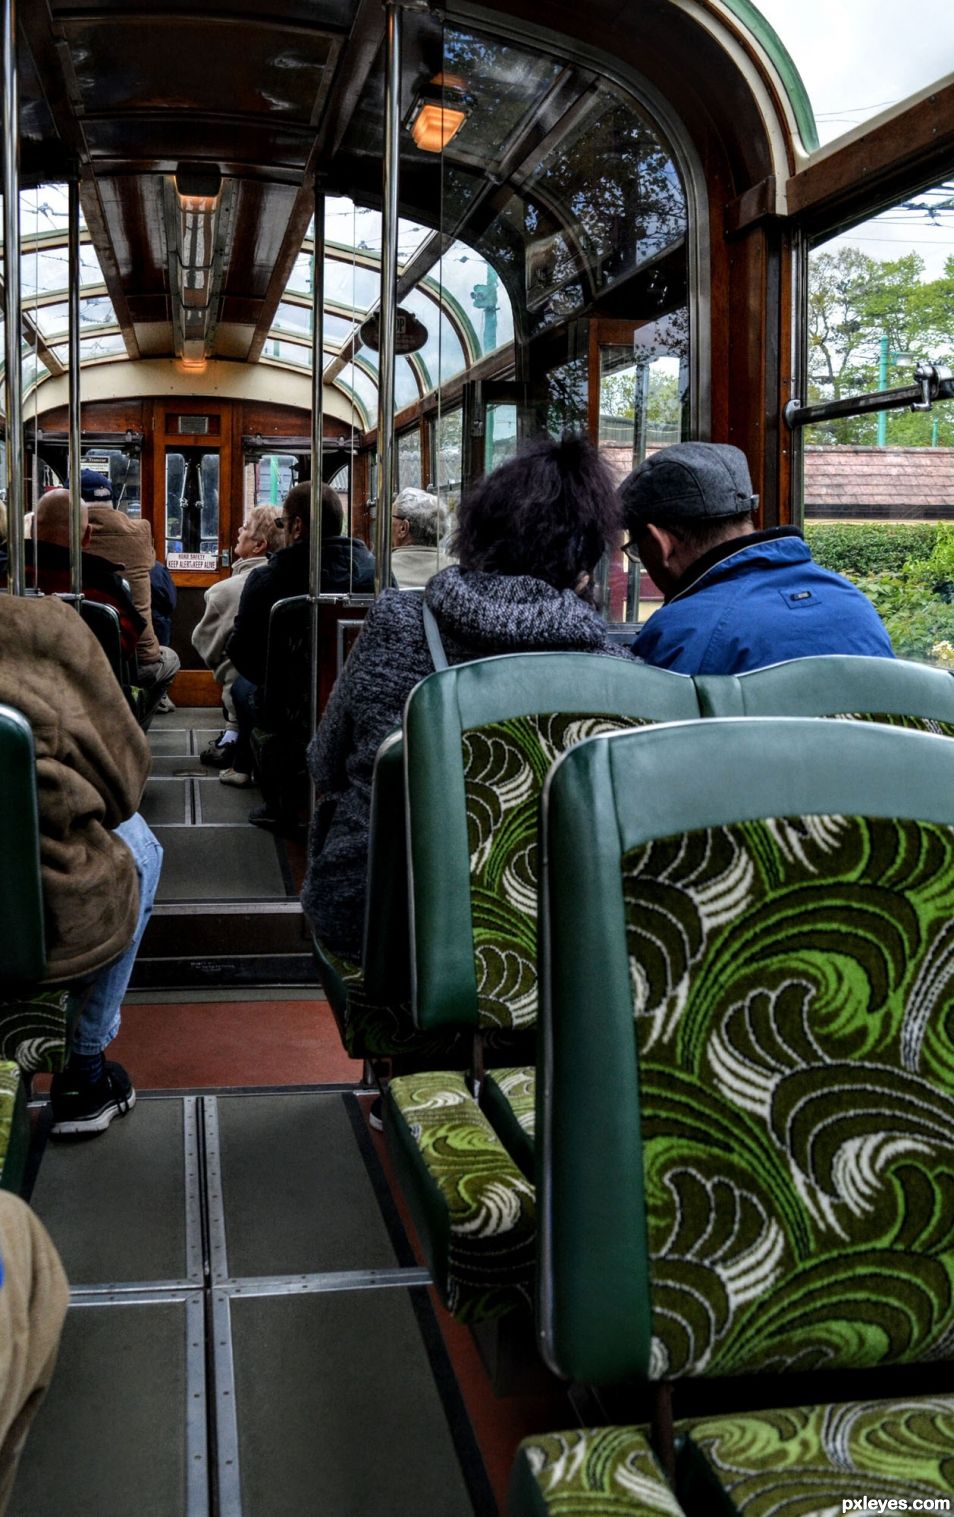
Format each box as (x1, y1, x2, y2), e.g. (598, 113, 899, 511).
(398, 428, 422, 491)
(802, 181, 954, 665)
(35, 295, 115, 338)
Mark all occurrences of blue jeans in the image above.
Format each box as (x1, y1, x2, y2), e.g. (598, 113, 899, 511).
(230, 674, 260, 773)
(69, 813, 163, 1056)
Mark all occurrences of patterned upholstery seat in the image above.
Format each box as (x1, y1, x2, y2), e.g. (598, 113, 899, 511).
(513, 716, 954, 1515)
(386, 653, 703, 1320)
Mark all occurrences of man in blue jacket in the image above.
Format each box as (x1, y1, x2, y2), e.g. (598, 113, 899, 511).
(620, 442, 894, 673)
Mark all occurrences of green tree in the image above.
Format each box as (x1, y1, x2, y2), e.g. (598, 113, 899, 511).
(807, 248, 954, 446)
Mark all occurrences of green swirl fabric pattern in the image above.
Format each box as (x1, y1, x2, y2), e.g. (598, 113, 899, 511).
(0, 990, 70, 1073)
(389, 1070, 536, 1322)
(511, 1427, 684, 1517)
(686, 1396, 954, 1516)
(836, 711, 954, 737)
(464, 714, 645, 1030)
(624, 813, 954, 1380)
(319, 947, 466, 1061)
(0, 1060, 21, 1177)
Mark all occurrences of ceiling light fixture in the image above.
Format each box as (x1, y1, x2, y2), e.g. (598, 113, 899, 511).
(171, 164, 224, 364)
(407, 73, 468, 154)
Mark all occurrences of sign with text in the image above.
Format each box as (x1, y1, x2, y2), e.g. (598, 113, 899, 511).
(167, 551, 218, 571)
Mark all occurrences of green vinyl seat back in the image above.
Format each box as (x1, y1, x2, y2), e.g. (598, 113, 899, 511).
(695, 652, 954, 730)
(404, 653, 702, 1034)
(0, 704, 46, 985)
(536, 715, 954, 1389)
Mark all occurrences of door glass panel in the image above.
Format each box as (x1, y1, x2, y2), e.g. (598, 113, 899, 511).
(398, 429, 422, 491)
(165, 448, 220, 565)
(485, 404, 518, 472)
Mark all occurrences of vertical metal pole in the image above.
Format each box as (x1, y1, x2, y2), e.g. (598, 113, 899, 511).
(308, 187, 325, 764)
(68, 175, 83, 595)
(374, 0, 402, 595)
(877, 334, 888, 447)
(2, 0, 24, 594)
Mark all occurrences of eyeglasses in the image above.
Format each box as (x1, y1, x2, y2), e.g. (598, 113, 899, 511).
(621, 540, 642, 565)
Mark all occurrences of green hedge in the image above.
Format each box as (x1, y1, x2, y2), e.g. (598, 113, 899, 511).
(804, 522, 940, 576)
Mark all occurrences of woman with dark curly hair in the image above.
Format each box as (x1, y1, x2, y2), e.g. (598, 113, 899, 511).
(301, 431, 624, 960)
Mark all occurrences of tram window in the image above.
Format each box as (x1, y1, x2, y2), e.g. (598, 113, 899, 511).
(165, 449, 220, 557)
(398, 429, 422, 492)
(485, 405, 517, 473)
(431, 410, 462, 518)
(802, 178, 954, 665)
(251, 454, 297, 508)
(79, 449, 141, 516)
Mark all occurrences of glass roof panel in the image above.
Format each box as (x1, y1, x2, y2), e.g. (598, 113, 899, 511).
(434, 243, 514, 356)
(50, 332, 127, 364)
(21, 239, 104, 300)
(322, 255, 380, 312)
(751, 0, 954, 147)
(35, 295, 117, 339)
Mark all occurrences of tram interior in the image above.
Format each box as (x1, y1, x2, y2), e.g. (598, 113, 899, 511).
(3, 1, 954, 1515)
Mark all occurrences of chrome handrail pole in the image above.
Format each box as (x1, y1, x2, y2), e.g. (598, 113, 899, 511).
(309, 185, 326, 765)
(374, 0, 402, 595)
(68, 175, 83, 595)
(2, 0, 24, 594)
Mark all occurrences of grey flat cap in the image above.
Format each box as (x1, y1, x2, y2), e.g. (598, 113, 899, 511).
(620, 442, 758, 526)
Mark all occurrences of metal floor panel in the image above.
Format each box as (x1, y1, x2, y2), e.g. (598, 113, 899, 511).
(154, 826, 288, 901)
(213, 1093, 402, 1279)
(9, 1293, 207, 1517)
(228, 1288, 481, 1517)
(30, 1098, 199, 1287)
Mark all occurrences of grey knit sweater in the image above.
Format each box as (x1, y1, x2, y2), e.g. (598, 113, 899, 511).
(301, 565, 621, 958)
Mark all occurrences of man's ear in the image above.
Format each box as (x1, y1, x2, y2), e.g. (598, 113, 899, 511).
(641, 521, 680, 570)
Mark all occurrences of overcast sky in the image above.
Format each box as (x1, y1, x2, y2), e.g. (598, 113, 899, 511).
(754, 1, 954, 277)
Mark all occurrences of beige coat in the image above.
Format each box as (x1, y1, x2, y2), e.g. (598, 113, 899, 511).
(0, 595, 151, 982)
(87, 507, 161, 664)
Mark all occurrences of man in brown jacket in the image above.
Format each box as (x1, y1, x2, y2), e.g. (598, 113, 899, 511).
(0, 593, 162, 1135)
(77, 469, 180, 693)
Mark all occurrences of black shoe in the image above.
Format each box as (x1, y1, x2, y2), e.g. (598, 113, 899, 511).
(248, 803, 302, 835)
(368, 1095, 384, 1131)
(201, 733, 237, 769)
(49, 1060, 136, 1137)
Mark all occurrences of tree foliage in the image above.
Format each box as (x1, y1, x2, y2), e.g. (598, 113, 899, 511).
(807, 248, 954, 445)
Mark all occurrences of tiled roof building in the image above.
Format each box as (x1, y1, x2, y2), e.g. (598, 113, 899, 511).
(804, 446, 954, 519)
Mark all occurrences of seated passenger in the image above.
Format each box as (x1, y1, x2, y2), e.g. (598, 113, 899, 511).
(223, 482, 376, 790)
(24, 490, 145, 660)
(191, 506, 284, 768)
(301, 432, 623, 960)
(390, 487, 446, 589)
(0, 593, 163, 1136)
(621, 441, 894, 673)
(74, 470, 181, 693)
(0, 1193, 68, 1514)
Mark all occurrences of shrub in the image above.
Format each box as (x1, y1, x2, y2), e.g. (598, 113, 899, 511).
(805, 522, 940, 577)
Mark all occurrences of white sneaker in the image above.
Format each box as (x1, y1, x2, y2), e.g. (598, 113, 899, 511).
(220, 767, 254, 788)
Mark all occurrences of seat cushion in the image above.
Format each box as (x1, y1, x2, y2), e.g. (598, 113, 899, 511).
(0, 988, 71, 1073)
(480, 1066, 535, 1178)
(387, 1070, 536, 1323)
(312, 938, 466, 1063)
(0, 1060, 28, 1193)
(510, 1427, 684, 1517)
(681, 1395, 954, 1516)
